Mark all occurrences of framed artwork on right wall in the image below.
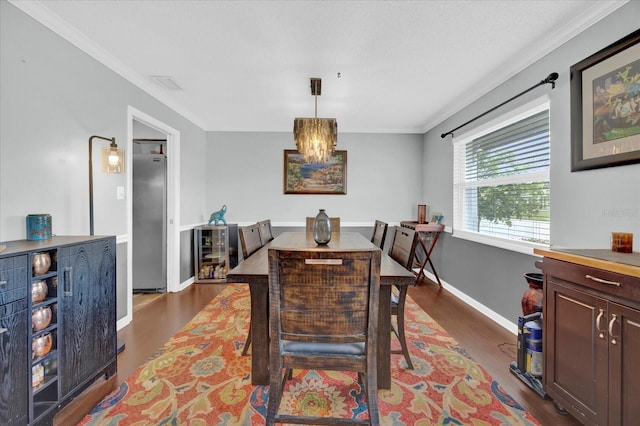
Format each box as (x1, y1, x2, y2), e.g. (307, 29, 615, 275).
(570, 29, 640, 171)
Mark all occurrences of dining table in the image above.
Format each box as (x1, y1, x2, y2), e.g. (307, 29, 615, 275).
(226, 231, 416, 389)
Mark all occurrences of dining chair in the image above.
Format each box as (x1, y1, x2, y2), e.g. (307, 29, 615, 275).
(305, 216, 341, 233)
(257, 219, 274, 244)
(239, 224, 263, 259)
(387, 226, 419, 369)
(238, 223, 264, 356)
(266, 248, 381, 425)
(370, 220, 388, 249)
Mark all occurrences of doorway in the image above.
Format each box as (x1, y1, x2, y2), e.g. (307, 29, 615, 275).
(120, 106, 181, 330)
(132, 131, 167, 294)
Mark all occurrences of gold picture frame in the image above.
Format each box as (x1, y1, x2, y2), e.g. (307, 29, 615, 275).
(283, 150, 347, 194)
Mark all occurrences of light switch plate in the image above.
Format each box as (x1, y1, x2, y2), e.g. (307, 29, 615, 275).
(117, 186, 125, 200)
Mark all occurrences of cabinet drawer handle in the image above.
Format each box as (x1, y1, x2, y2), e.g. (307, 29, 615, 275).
(0, 328, 7, 334)
(608, 314, 618, 345)
(596, 309, 605, 339)
(0, 280, 7, 286)
(585, 275, 621, 287)
(64, 266, 73, 296)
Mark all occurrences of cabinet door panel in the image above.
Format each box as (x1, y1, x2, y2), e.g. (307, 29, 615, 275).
(608, 302, 640, 426)
(545, 279, 608, 425)
(0, 299, 29, 425)
(60, 239, 116, 397)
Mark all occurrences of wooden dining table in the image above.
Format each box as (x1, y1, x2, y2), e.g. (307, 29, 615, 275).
(226, 231, 415, 389)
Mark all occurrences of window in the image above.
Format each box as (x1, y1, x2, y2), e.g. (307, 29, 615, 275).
(453, 98, 550, 254)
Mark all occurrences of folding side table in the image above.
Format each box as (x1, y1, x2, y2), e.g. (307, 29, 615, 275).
(400, 221, 445, 286)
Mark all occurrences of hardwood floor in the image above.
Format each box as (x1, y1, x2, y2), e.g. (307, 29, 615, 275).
(55, 279, 580, 426)
(54, 284, 226, 426)
(408, 278, 581, 426)
(132, 291, 167, 313)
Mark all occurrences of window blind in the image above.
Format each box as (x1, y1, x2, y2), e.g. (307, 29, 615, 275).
(453, 106, 550, 250)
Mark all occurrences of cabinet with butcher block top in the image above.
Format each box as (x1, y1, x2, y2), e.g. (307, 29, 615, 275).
(535, 248, 640, 426)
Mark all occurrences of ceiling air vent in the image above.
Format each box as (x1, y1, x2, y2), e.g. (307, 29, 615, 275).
(149, 75, 182, 90)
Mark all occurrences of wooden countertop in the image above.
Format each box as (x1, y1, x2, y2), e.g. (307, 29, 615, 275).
(0, 235, 113, 257)
(534, 248, 640, 278)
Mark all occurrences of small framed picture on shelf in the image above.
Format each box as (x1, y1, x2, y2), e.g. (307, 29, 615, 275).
(430, 213, 443, 224)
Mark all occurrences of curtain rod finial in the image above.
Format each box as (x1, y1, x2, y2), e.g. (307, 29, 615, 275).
(544, 72, 559, 89)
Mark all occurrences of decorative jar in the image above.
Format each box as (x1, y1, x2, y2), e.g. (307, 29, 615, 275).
(32, 252, 51, 276)
(32, 332, 53, 359)
(32, 306, 52, 332)
(313, 209, 331, 245)
(32, 280, 48, 304)
(521, 273, 543, 316)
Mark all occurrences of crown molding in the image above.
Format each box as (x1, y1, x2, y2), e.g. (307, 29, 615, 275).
(8, 0, 628, 135)
(8, 0, 208, 131)
(421, 0, 629, 134)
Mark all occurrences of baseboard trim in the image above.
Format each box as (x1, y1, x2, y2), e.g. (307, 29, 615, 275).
(420, 270, 518, 335)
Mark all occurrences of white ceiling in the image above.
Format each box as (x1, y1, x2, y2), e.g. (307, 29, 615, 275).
(13, 0, 626, 133)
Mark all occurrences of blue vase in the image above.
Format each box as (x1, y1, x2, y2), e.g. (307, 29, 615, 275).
(313, 209, 331, 244)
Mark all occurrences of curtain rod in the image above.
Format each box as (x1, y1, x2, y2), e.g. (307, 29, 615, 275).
(441, 72, 559, 139)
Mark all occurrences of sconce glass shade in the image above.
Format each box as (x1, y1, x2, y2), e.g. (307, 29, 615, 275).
(294, 117, 337, 164)
(101, 147, 125, 173)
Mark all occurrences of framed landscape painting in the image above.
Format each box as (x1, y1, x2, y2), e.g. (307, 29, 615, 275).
(571, 29, 640, 171)
(283, 150, 347, 194)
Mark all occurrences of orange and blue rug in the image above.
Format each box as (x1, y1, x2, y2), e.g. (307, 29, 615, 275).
(80, 284, 539, 425)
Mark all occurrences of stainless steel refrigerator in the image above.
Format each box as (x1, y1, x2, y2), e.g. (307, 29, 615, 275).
(132, 153, 166, 292)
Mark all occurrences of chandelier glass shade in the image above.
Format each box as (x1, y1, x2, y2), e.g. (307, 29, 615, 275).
(293, 117, 337, 164)
(293, 78, 338, 164)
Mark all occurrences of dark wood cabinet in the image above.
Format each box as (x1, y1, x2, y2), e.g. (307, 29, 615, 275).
(0, 236, 117, 425)
(545, 276, 608, 425)
(607, 302, 640, 426)
(537, 250, 640, 426)
(0, 254, 29, 425)
(59, 238, 117, 398)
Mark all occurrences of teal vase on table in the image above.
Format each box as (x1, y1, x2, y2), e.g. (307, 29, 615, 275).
(313, 209, 331, 245)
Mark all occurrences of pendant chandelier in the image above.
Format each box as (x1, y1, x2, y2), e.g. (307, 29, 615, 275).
(293, 78, 337, 164)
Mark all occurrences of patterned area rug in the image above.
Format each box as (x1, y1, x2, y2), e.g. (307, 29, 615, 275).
(80, 284, 539, 425)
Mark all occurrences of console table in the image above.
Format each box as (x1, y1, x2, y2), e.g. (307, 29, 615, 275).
(400, 221, 445, 286)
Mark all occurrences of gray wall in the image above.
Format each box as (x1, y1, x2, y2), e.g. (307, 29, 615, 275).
(421, 1, 640, 324)
(204, 132, 423, 224)
(0, 2, 208, 322)
(0, 2, 208, 241)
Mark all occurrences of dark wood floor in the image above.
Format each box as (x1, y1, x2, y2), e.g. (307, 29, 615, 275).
(55, 279, 581, 426)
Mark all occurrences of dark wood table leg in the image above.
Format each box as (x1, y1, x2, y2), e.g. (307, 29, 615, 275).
(249, 281, 269, 385)
(377, 286, 391, 389)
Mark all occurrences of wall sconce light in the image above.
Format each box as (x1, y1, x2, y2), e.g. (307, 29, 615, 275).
(89, 135, 122, 236)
